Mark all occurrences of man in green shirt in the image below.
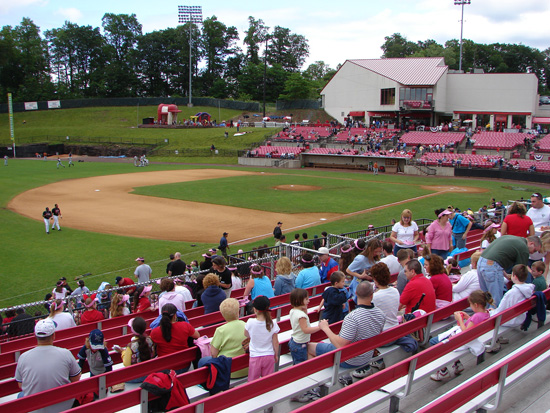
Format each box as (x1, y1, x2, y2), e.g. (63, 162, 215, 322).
(478, 235, 542, 305)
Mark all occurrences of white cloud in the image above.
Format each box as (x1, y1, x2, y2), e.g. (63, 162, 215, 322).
(54, 7, 83, 22)
(0, 0, 47, 15)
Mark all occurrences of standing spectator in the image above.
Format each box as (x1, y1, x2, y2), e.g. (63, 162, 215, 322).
(42, 207, 52, 234)
(390, 209, 419, 254)
(302, 233, 314, 250)
(71, 280, 90, 297)
(449, 208, 472, 249)
(58, 277, 73, 295)
(201, 274, 227, 314)
(296, 253, 321, 289)
(158, 278, 186, 315)
(15, 319, 81, 410)
(426, 209, 453, 259)
(317, 271, 348, 324)
(312, 282, 385, 384)
(526, 192, 550, 275)
(51, 203, 62, 231)
(48, 299, 76, 331)
(318, 247, 339, 283)
(274, 257, 295, 295)
(134, 257, 152, 283)
(168, 252, 186, 277)
(219, 232, 229, 257)
(399, 260, 436, 314)
(115, 276, 136, 295)
(243, 264, 275, 300)
(500, 202, 534, 237)
(166, 254, 175, 274)
(477, 235, 542, 306)
(211, 256, 232, 297)
(200, 251, 214, 272)
(273, 222, 283, 240)
(52, 281, 68, 300)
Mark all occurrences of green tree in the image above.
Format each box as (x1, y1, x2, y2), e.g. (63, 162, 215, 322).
(381, 33, 419, 58)
(279, 72, 315, 100)
(243, 16, 268, 65)
(267, 26, 309, 72)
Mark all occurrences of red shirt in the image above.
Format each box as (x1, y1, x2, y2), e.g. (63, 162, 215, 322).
(400, 274, 436, 313)
(118, 278, 136, 294)
(429, 273, 453, 302)
(136, 297, 151, 313)
(503, 214, 533, 237)
(80, 309, 105, 324)
(150, 321, 196, 357)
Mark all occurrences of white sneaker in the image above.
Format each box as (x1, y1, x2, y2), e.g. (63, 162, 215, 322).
(430, 368, 450, 381)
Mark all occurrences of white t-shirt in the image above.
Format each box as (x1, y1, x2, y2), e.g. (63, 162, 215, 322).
(380, 255, 401, 275)
(452, 269, 481, 301)
(526, 204, 550, 260)
(372, 287, 400, 331)
(50, 312, 76, 331)
(245, 318, 280, 357)
(392, 222, 418, 248)
(290, 308, 310, 344)
(175, 285, 193, 302)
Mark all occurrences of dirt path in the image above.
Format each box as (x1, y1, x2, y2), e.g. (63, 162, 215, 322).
(7, 169, 486, 244)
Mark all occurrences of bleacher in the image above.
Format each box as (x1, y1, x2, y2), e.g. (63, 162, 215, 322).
(472, 132, 529, 150)
(250, 146, 305, 158)
(419, 153, 500, 168)
(335, 128, 398, 143)
(535, 134, 550, 152)
(3, 228, 549, 412)
(400, 131, 465, 147)
(510, 159, 550, 173)
(306, 148, 357, 155)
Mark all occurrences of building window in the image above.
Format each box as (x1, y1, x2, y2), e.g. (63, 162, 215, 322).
(399, 87, 433, 109)
(380, 88, 395, 105)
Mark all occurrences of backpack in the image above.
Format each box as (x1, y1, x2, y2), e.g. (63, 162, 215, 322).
(141, 370, 189, 412)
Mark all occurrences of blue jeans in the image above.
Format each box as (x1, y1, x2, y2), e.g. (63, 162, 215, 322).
(289, 338, 308, 365)
(394, 244, 417, 256)
(198, 356, 213, 368)
(431, 249, 449, 260)
(315, 342, 364, 369)
(477, 257, 504, 306)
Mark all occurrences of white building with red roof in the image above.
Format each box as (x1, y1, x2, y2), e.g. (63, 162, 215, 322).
(321, 57, 540, 130)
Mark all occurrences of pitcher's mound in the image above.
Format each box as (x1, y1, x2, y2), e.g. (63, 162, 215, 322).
(274, 185, 322, 191)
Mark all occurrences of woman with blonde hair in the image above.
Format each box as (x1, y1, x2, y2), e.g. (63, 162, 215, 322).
(110, 291, 130, 318)
(274, 257, 295, 295)
(390, 209, 419, 254)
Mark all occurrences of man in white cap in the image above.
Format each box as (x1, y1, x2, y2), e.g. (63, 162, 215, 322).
(318, 247, 339, 284)
(15, 318, 81, 412)
(134, 257, 152, 283)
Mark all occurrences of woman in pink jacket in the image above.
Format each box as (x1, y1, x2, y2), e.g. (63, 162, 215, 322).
(425, 208, 453, 259)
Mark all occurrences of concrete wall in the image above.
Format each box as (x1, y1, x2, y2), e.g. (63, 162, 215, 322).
(404, 165, 455, 176)
(322, 61, 400, 122)
(238, 157, 301, 168)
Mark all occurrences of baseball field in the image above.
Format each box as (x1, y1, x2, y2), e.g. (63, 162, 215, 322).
(1, 156, 548, 308)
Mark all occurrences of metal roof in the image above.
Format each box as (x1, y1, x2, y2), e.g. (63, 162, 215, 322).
(348, 57, 448, 86)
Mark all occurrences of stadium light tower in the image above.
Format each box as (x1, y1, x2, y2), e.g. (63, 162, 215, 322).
(178, 5, 203, 107)
(454, 0, 471, 72)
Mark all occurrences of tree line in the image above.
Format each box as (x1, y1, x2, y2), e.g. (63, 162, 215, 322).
(1, 15, 548, 104)
(0, 15, 335, 103)
(381, 33, 550, 94)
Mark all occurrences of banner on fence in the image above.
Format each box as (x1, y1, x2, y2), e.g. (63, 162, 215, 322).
(48, 100, 61, 109)
(24, 102, 38, 110)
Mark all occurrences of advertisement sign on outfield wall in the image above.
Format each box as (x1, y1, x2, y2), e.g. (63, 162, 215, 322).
(24, 102, 38, 110)
(48, 100, 61, 109)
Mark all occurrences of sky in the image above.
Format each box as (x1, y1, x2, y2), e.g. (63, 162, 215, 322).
(1, 0, 549, 70)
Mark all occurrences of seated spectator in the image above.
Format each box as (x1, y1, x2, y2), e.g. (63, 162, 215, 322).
(174, 277, 194, 302)
(110, 292, 130, 318)
(317, 271, 348, 324)
(229, 266, 243, 294)
(48, 299, 76, 330)
(198, 298, 248, 378)
(425, 254, 453, 305)
(243, 264, 275, 300)
(453, 251, 481, 301)
(346, 239, 383, 300)
(480, 222, 500, 249)
(114, 317, 156, 382)
(133, 285, 153, 313)
(201, 273, 227, 314)
(158, 278, 186, 315)
(380, 241, 401, 275)
(194, 274, 206, 307)
(296, 253, 321, 289)
(395, 248, 415, 294)
(77, 329, 113, 377)
(318, 247, 339, 283)
(273, 257, 295, 296)
(531, 261, 547, 292)
(8, 308, 35, 337)
(150, 304, 199, 371)
(400, 260, 436, 314)
(501, 201, 534, 238)
(80, 296, 105, 324)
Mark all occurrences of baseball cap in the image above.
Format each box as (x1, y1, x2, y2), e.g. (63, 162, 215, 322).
(277, 221, 283, 225)
(35, 318, 56, 337)
(318, 247, 330, 255)
(89, 329, 105, 350)
(115, 276, 123, 284)
(253, 296, 270, 311)
(59, 277, 67, 281)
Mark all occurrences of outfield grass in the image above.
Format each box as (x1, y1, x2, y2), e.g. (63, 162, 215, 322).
(1, 159, 546, 308)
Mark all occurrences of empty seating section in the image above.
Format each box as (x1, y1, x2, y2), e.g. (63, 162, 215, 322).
(250, 146, 304, 157)
(537, 134, 550, 152)
(472, 132, 529, 149)
(400, 131, 465, 146)
(511, 159, 550, 173)
(419, 153, 500, 167)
